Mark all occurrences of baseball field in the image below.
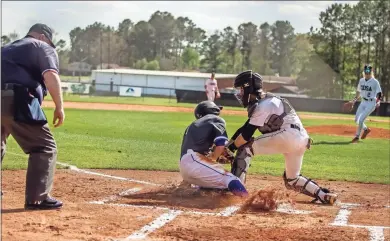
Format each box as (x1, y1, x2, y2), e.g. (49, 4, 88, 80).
(1, 96, 389, 241)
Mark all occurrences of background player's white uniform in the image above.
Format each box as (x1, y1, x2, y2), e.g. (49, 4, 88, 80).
(249, 97, 310, 180)
(205, 78, 218, 101)
(354, 77, 382, 137)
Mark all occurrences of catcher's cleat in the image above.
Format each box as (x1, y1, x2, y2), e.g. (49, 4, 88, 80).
(351, 137, 359, 143)
(311, 192, 338, 205)
(322, 193, 338, 205)
(361, 128, 371, 139)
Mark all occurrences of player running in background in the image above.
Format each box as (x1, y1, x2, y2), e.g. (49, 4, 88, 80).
(347, 64, 382, 143)
(179, 101, 248, 197)
(204, 72, 220, 102)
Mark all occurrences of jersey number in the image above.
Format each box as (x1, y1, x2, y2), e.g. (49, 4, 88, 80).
(367, 92, 371, 97)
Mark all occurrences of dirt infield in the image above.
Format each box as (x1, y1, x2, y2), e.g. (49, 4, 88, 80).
(306, 125, 390, 139)
(2, 169, 389, 241)
(42, 101, 390, 123)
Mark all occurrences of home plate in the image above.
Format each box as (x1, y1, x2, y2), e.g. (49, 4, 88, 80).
(276, 203, 313, 215)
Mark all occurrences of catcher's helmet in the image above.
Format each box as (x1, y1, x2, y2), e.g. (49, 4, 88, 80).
(233, 70, 263, 107)
(364, 64, 372, 74)
(194, 101, 223, 119)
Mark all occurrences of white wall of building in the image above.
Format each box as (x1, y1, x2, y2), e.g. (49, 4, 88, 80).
(92, 70, 208, 96)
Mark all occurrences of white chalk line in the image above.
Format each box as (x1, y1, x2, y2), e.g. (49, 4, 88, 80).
(331, 203, 352, 226)
(276, 203, 313, 215)
(124, 209, 183, 241)
(6, 152, 159, 186)
(94, 187, 143, 203)
(330, 202, 389, 241)
(368, 227, 385, 241)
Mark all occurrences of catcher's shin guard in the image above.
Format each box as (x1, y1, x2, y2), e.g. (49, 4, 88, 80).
(283, 172, 337, 205)
(231, 146, 253, 183)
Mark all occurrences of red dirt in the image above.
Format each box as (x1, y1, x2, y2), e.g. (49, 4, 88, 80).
(2, 169, 389, 241)
(42, 101, 390, 123)
(306, 125, 390, 139)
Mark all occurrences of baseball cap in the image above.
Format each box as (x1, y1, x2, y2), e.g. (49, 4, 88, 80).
(364, 64, 372, 74)
(27, 23, 56, 48)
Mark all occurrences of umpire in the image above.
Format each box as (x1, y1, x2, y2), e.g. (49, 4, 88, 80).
(1, 23, 64, 209)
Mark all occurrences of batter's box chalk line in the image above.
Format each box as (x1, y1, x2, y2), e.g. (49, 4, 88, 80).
(331, 202, 389, 241)
(7, 152, 159, 186)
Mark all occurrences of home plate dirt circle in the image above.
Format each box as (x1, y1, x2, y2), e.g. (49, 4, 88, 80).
(2, 168, 389, 241)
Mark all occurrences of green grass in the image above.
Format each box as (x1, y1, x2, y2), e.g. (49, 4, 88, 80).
(60, 75, 91, 83)
(47, 95, 390, 123)
(2, 108, 389, 184)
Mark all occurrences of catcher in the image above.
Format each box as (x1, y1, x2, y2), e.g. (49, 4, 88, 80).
(222, 70, 338, 205)
(179, 100, 248, 197)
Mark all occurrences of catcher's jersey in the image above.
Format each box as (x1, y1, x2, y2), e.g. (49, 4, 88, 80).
(249, 95, 303, 129)
(180, 114, 228, 159)
(205, 78, 218, 92)
(357, 78, 382, 100)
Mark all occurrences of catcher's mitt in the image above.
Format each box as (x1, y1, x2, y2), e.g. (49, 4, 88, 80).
(342, 101, 354, 113)
(216, 147, 234, 164)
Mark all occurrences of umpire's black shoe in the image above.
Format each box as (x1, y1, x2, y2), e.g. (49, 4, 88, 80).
(25, 197, 63, 210)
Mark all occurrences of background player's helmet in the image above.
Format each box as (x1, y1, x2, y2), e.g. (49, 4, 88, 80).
(233, 70, 263, 107)
(364, 64, 372, 74)
(194, 101, 223, 119)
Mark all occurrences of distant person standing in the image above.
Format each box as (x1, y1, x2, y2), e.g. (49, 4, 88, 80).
(1, 23, 64, 209)
(204, 72, 220, 101)
(347, 64, 382, 143)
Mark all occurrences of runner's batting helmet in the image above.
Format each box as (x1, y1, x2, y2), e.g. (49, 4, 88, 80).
(194, 101, 223, 119)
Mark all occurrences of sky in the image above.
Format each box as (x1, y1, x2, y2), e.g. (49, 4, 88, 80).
(1, 1, 359, 47)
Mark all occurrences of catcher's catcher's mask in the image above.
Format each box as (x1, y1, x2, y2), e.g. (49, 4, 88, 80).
(194, 101, 223, 119)
(233, 70, 263, 108)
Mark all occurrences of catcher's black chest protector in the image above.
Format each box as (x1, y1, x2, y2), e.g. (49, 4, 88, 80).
(180, 115, 227, 159)
(247, 93, 296, 134)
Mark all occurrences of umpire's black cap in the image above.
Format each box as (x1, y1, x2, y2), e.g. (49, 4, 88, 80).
(27, 23, 56, 48)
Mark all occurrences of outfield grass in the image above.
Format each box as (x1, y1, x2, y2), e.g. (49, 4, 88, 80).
(3, 108, 389, 184)
(47, 95, 390, 122)
(60, 75, 91, 82)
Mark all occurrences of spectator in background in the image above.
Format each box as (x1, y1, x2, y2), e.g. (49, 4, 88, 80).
(204, 72, 220, 102)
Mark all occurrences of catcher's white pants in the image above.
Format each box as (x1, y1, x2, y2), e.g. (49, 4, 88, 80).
(179, 149, 239, 189)
(251, 125, 310, 179)
(206, 91, 215, 102)
(355, 100, 376, 136)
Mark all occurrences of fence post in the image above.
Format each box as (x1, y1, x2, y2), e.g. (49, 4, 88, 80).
(110, 81, 113, 92)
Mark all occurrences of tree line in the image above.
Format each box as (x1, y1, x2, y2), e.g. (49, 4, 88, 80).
(1, 0, 389, 100)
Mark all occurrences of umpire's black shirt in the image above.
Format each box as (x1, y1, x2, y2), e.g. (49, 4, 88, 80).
(1, 36, 59, 103)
